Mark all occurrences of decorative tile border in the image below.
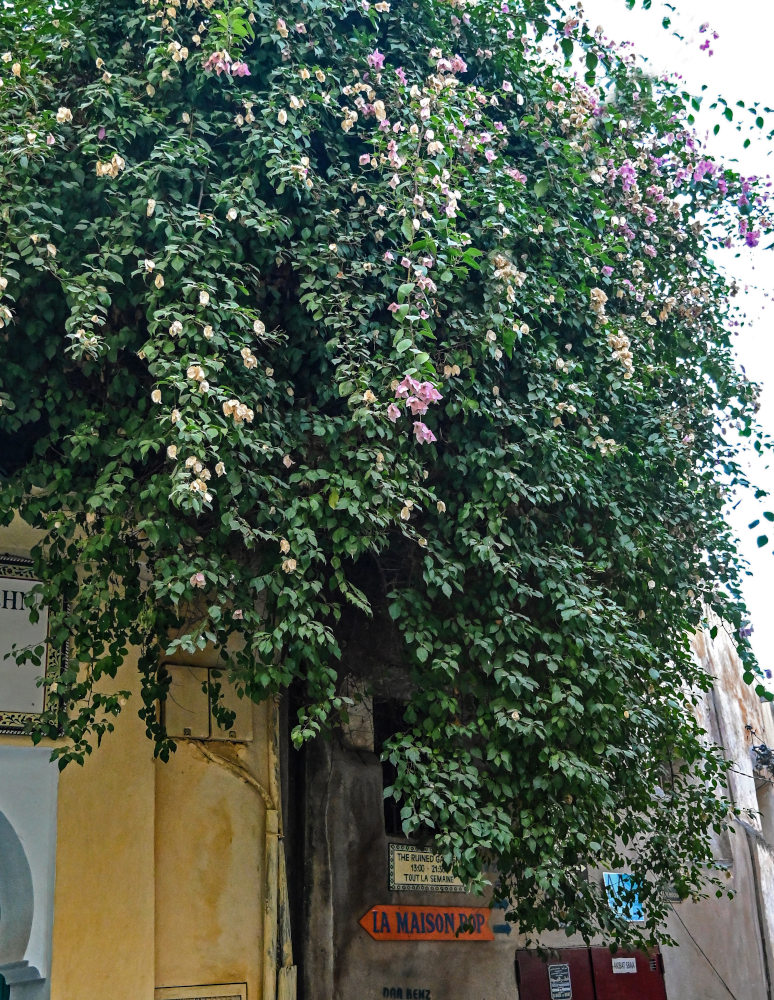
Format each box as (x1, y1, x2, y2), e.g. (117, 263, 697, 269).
(0, 555, 63, 735)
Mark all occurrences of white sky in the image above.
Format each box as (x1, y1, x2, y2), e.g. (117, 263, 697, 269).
(579, 0, 774, 671)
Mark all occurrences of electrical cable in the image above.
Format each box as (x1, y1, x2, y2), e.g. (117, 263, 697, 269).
(729, 766, 774, 790)
(668, 904, 739, 1000)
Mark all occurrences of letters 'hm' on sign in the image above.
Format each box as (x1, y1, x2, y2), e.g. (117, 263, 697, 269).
(359, 905, 494, 942)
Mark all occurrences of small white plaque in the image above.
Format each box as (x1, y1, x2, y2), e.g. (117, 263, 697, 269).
(548, 963, 572, 1000)
(612, 957, 637, 974)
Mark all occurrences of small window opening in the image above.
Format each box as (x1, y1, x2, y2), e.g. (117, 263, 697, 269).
(373, 697, 407, 836)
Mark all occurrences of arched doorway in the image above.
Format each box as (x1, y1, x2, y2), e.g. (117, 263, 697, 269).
(0, 810, 44, 997)
(0, 811, 34, 968)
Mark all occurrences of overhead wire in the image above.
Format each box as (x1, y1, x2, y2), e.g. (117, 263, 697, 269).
(668, 904, 739, 1000)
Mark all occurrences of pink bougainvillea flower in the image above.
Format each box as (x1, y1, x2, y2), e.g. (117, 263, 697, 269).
(367, 49, 385, 70)
(395, 66, 407, 85)
(407, 396, 429, 416)
(230, 61, 251, 77)
(233, 608, 244, 620)
(506, 166, 527, 184)
(190, 572, 206, 588)
(387, 403, 401, 422)
(203, 50, 232, 75)
(417, 381, 443, 403)
(618, 159, 637, 192)
(413, 421, 437, 444)
(693, 159, 715, 181)
(97, 126, 106, 139)
(359, 153, 371, 165)
(601, 265, 613, 277)
(395, 375, 421, 399)
(387, 302, 400, 313)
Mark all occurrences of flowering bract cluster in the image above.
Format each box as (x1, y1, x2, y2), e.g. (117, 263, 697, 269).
(0, 0, 771, 948)
(388, 375, 443, 443)
(203, 49, 250, 76)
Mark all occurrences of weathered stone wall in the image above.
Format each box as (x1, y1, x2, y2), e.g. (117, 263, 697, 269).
(300, 736, 519, 1000)
(298, 623, 774, 1000)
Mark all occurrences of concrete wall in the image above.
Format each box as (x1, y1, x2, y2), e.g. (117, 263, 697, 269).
(657, 624, 774, 1000)
(300, 737, 520, 1000)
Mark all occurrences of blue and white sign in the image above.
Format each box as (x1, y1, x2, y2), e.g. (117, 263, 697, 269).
(603, 872, 644, 922)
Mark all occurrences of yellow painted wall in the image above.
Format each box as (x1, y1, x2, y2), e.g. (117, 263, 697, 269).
(50, 654, 156, 1000)
(154, 712, 270, 994)
(0, 519, 274, 999)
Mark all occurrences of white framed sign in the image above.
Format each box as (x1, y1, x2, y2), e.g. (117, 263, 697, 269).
(612, 957, 637, 974)
(0, 556, 60, 734)
(388, 844, 465, 892)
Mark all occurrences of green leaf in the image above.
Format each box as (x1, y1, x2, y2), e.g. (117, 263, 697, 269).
(534, 177, 549, 199)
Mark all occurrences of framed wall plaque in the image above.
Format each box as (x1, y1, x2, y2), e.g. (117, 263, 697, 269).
(388, 844, 465, 892)
(0, 555, 61, 734)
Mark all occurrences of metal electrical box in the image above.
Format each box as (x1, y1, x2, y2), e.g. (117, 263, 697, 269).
(163, 664, 253, 742)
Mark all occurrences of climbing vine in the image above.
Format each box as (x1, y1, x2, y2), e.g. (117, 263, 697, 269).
(0, 0, 771, 945)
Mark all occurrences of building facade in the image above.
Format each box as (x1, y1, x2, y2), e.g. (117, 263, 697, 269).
(2, 509, 773, 999)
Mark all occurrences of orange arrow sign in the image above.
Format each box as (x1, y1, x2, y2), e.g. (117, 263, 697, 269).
(359, 905, 494, 941)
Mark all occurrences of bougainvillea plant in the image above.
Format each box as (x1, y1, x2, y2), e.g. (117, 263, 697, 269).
(1, 0, 771, 946)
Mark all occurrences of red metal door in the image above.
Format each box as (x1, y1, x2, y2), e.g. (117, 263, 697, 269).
(516, 948, 667, 1000)
(590, 948, 667, 1000)
(516, 949, 596, 1000)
